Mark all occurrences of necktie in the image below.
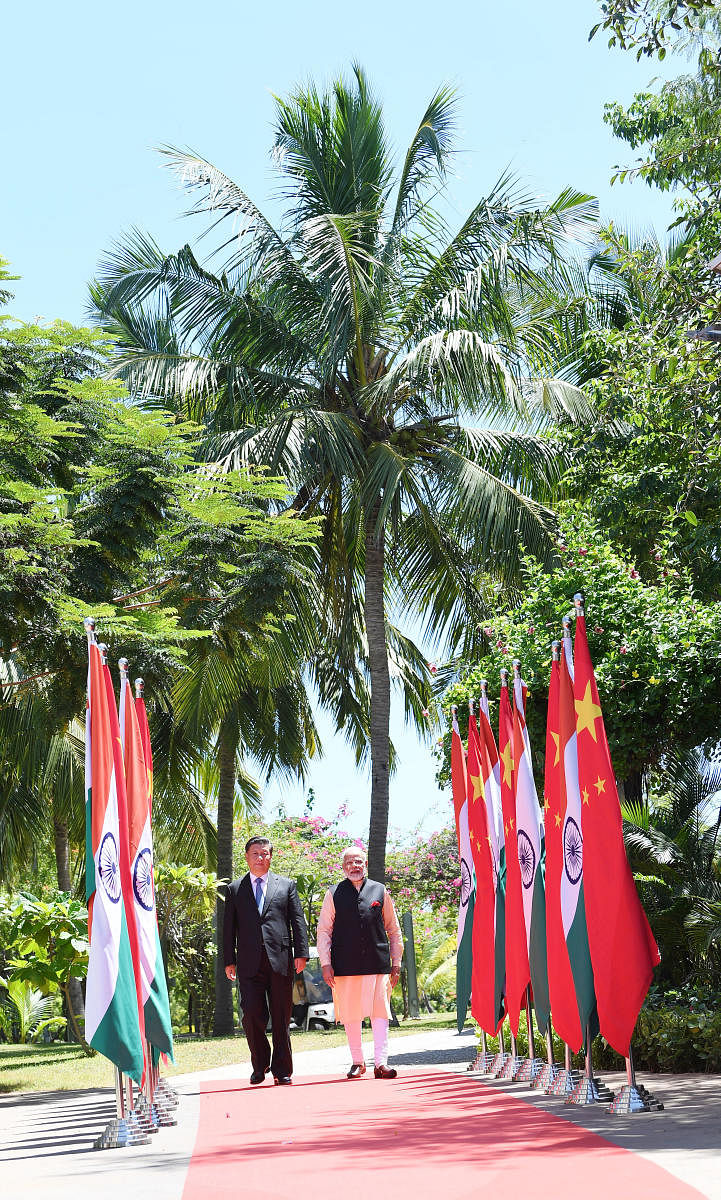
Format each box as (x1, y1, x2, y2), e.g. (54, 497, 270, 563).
(255, 877, 264, 913)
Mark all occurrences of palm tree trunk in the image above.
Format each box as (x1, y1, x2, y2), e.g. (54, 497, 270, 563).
(213, 721, 237, 1037)
(365, 508, 391, 882)
(53, 814, 85, 1029)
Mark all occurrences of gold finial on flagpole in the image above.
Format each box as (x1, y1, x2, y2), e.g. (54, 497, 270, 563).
(551, 639, 560, 661)
(135, 677, 144, 700)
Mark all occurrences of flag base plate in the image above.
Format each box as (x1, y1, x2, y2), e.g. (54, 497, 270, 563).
(566, 1074, 615, 1106)
(132, 1096, 158, 1133)
(467, 1050, 496, 1074)
(489, 1050, 509, 1076)
(608, 1083, 663, 1114)
(513, 1055, 544, 1082)
(93, 1115, 150, 1150)
(531, 1061, 559, 1091)
(156, 1078, 179, 1109)
(498, 1054, 523, 1080)
(151, 1099, 178, 1127)
(547, 1068, 581, 1096)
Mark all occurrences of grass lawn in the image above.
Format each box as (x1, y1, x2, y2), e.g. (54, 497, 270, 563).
(0, 1012, 458, 1095)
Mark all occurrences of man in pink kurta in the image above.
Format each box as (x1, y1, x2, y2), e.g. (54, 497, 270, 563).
(317, 847, 403, 1078)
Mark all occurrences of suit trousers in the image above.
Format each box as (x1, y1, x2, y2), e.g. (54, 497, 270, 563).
(237, 946, 293, 1078)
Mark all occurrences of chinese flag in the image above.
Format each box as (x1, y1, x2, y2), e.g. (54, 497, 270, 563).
(573, 612, 659, 1056)
(499, 678, 530, 1036)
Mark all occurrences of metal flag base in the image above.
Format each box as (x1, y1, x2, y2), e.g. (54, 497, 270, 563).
(132, 1093, 159, 1133)
(94, 1113, 151, 1151)
(498, 1054, 524, 1080)
(513, 1056, 544, 1083)
(151, 1099, 178, 1127)
(467, 1050, 496, 1074)
(608, 1085, 648, 1114)
(531, 1061, 559, 1091)
(608, 1083, 663, 1114)
(156, 1078, 179, 1109)
(566, 1074, 615, 1106)
(489, 1050, 509, 1076)
(637, 1082, 664, 1111)
(547, 1068, 581, 1097)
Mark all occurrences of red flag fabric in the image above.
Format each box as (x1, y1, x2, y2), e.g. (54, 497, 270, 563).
(499, 678, 529, 1036)
(467, 709, 496, 1036)
(101, 662, 146, 1076)
(451, 710, 467, 857)
(573, 611, 660, 1056)
(545, 652, 584, 1051)
(135, 692, 154, 818)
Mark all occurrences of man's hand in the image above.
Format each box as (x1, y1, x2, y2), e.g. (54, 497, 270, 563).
(225, 965, 237, 982)
(390, 965, 401, 988)
(321, 964, 335, 988)
(294, 957, 307, 975)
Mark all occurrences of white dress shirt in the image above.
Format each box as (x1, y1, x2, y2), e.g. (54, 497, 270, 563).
(251, 870, 269, 911)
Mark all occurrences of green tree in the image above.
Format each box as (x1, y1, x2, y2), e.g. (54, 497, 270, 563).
(624, 747, 721, 988)
(438, 510, 721, 804)
(559, 224, 721, 599)
(1, 891, 91, 1051)
(92, 67, 598, 880)
(591, 0, 718, 61)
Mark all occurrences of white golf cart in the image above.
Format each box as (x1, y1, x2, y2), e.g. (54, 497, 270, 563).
(291, 946, 335, 1030)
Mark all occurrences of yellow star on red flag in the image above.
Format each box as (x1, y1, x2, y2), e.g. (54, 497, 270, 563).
(575, 682, 603, 742)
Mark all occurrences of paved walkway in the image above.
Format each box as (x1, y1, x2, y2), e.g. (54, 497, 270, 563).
(0, 1028, 718, 1199)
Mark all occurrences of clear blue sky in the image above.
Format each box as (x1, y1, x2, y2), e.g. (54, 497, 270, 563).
(3, 0, 681, 838)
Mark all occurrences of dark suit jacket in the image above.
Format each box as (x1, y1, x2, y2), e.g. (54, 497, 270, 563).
(223, 872, 309, 978)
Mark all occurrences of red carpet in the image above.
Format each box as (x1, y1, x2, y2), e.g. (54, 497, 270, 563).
(182, 1071, 703, 1200)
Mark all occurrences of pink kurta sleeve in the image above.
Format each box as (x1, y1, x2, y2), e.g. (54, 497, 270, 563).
(316, 889, 336, 967)
(383, 890, 403, 968)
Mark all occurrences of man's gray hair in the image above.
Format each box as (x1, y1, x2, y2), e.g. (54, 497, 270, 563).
(341, 844, 367, 862)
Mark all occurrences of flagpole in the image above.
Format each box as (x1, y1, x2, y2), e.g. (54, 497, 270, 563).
(532, 1026, 559, 1091)
(490, 1021, 509, 1076)
(135, 681, 178, 1118)
(567, 1021, 615, 1106)
(549, 1040, 579, 1096)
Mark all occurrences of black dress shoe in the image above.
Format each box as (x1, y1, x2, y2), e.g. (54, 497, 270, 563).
(347, 1063, 366, 1079)
(274, 1075, 292, 1085)
(250, 1071, 266, 1084)
(374, 1065, 397, 1079)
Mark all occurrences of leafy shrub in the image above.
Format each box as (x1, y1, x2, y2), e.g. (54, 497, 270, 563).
(595, 984, 721, 1073)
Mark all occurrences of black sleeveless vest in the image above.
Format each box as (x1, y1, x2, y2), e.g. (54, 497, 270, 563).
(330, 877, 391, 976)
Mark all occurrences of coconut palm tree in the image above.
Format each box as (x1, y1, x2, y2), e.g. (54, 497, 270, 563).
(623, 748, 721, 986)
(92, 66, 598, 879)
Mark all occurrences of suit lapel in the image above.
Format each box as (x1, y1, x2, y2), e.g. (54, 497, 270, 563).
(264, 872, 279, 911)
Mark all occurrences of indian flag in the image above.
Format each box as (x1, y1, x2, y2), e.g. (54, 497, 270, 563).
(120, 669, 174, 1060)
(452, 708, 474, 1031)
(84, 636, 145, 1083)
(512, 672, 550, 1036)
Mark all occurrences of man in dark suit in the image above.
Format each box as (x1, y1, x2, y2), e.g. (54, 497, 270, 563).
(223, 836, 309, 1085)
